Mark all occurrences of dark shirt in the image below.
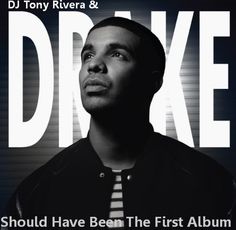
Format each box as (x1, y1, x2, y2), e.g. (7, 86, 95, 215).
(3, 132, 236, 229)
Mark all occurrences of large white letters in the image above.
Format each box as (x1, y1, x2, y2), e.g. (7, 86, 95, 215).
(150, 11, 166, 135)
(8, 11, 230, 148)
(151, 11, 194, 146)
(200, 12, 230, 147)
(9, 12, 54, 147)
(59, 12, 92, 147)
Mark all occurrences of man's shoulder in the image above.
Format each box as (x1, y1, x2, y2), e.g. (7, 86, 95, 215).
(14, 138, 88, 196)
(150, 132, 234, 183)
(4, 138, 90, 217)
(23, 138, 88, 182)
(147, 133, 235, 218)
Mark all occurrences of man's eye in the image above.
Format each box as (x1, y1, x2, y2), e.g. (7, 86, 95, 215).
(111, 51, 126, 60)
(83, 52, 94, 61)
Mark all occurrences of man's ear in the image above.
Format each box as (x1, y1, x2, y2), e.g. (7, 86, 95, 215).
(151, 70, 163, 93)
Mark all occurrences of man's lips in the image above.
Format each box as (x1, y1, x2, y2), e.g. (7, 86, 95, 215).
(83, 78, 110, 94)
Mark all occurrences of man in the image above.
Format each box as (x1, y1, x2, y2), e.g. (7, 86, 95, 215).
(3, 17, 235, 229)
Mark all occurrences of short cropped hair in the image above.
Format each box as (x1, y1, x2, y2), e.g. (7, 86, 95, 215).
(88, 17, 166, 81)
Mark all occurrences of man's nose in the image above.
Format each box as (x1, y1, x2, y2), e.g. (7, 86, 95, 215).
(88, 57, 107, 74)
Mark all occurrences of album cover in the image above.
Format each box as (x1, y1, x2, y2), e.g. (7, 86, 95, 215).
(0, 0, 235, 229)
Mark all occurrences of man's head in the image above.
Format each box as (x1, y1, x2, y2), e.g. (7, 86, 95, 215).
(79, 17, 165, 115)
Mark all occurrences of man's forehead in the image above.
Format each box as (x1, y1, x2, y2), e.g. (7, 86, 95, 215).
(85, 26, 140, 47)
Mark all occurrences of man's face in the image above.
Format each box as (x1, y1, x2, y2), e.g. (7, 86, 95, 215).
(79, 26, 143, 114)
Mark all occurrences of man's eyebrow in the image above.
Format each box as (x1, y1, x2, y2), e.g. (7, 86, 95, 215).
(81, 42, 135, 56)
(81, 44, 94, 56)
(108, 43, 134, 55)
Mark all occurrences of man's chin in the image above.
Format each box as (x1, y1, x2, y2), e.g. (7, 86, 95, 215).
(81, 96, 129, 116)
(83, 101, 114, 115)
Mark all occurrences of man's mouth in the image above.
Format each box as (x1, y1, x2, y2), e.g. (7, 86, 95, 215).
(85, 85, 108, 94)
(83, 78, 110, 94)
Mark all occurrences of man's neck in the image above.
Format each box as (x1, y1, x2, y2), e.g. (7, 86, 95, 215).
(89, 112, 152, 170)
